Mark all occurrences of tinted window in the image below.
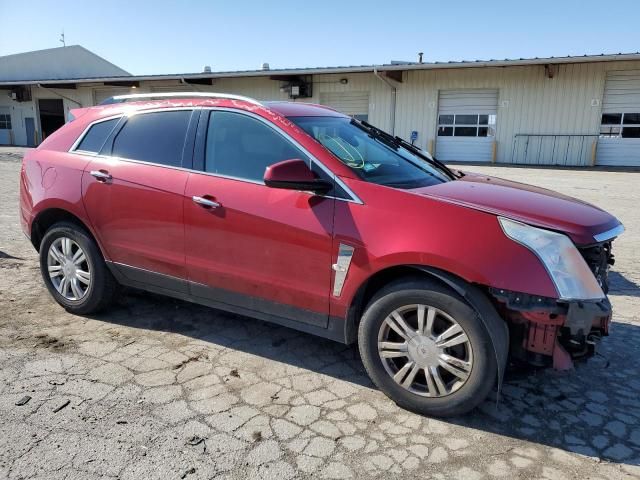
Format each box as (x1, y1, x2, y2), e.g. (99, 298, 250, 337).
(455, 115, 478, 125)
(622, 127, 640, 138)
(454, 126, 477, 136)
(623, 113, 640, 124)
(112, 111, 191, 166)
(438, 126, 453, 136)
(76, 118, 119, 153)
(601, 113, 622, 125)
(205, 111, 307, 182)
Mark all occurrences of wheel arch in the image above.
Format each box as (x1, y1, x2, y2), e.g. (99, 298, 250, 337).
(345, 264, 509, 392)
(31, 208, 100, 254)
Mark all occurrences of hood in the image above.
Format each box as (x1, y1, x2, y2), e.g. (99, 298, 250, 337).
(410, 172, 621, 245)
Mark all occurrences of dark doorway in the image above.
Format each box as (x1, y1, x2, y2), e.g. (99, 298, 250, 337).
(38, 99, 65, 141)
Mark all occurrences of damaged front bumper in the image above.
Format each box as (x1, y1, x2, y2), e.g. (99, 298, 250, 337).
(490, 288, 612, 369)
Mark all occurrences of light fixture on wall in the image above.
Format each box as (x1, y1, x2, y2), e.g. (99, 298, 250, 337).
(340, 78, 348, 85)
(544, 64, 556, 79)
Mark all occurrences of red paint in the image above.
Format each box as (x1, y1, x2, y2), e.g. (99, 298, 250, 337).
(264, 158, 317, 183)
(20, 97, 622, 327)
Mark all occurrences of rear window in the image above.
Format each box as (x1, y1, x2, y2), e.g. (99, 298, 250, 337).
(111, 110, 192, 167)
(75, 118, 120, 153)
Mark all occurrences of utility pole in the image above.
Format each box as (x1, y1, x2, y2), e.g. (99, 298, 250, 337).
(59, 30, 66, 47)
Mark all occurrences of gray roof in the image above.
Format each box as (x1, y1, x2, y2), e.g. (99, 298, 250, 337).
(1, 51, 639, 86)
(0, 45, 130, 82)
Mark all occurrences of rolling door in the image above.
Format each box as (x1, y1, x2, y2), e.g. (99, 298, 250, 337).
(435, 89, 498, 162)
(319, 91, 369, 121)
(597, 70, 640, 166)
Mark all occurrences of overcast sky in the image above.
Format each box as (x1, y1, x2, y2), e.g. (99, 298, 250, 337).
(1, 0, 638, 75)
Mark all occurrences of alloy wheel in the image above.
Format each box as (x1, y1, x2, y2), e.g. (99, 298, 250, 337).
(47, 237, 91, 301)
(377, 304, 473, 397)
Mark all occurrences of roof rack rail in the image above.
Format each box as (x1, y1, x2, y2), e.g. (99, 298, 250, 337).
(99, 92, 263, 106)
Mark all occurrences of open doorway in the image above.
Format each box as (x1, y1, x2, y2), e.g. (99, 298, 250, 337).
(38, 99, 65, 141)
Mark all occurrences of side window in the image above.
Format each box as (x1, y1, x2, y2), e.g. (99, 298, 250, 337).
(112, 110, 192, 166)
(75, 118, 120, 153)
(205, 111, 309, 182)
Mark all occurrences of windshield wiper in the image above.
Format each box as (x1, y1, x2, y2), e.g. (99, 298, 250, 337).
(353, 120, 459, 180)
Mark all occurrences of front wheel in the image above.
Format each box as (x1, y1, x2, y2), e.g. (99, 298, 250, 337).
(39, 221, 118, 315)
(358, 278, 497, 417)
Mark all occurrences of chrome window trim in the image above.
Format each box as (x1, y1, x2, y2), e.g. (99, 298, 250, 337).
(200, 107, 364, 205)
(593, 224, 625, 242)
(68, 105, 363, 205)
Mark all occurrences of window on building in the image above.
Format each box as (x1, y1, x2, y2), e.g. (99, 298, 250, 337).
(75, 118, 120, 153)
(0, 114, 11, 130)
(112, 110, 192, 166)
(600, 113, 640, 138)
(437, 114, 496, 137)
(205, 111, 308, 182)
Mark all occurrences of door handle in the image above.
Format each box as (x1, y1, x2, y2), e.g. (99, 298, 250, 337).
(192, 196, 221, 209)
(90, 170, 112, 182)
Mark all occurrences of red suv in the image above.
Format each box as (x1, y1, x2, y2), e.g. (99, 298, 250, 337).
(20, 93, 623, 416)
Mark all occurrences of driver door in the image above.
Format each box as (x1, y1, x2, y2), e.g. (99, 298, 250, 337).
(183, 110, 335, 327)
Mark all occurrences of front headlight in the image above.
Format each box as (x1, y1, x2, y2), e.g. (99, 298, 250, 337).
(498, 217, 605, 301)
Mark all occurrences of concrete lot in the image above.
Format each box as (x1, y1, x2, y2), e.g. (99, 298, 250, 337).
(0, 150, 639, 480)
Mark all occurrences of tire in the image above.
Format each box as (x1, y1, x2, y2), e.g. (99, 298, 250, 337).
(358, 277, 497, 417)
(39, 221, 118, 315)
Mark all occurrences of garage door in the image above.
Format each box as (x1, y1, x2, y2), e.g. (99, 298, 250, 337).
(597, 70, 640, 166)
(435, 89, 498, 162)
(93, 88, 133, 105)
(319, 92, 369, 121)
(0, 107, 11, 145)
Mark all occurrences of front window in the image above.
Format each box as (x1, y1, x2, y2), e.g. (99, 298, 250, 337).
(290, 116, 452, 189)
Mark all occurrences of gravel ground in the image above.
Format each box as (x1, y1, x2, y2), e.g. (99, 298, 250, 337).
(0, 149, 639, 480)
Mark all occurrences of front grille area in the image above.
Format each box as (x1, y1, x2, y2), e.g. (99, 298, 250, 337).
(578, 241, 614, 293)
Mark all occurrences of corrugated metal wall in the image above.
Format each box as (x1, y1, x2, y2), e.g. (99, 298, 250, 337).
(395, 60, 640, 164)
(9, 59, 640, 163)
(213, 73, 393, 131)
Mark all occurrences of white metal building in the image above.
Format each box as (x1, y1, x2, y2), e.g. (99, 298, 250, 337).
(2, 46, 640, 166)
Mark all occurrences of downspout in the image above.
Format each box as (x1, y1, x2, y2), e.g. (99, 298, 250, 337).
(373, 67, 396, 135)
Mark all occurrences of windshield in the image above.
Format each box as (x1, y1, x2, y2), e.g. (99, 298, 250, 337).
(290, 116, 452, 189)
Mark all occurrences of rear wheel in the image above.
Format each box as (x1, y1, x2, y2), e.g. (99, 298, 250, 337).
(358, 277, 497, 417)
(39, 222, 118, 314)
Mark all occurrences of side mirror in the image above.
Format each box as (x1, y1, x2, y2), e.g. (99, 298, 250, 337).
(264, 159, 333, 194)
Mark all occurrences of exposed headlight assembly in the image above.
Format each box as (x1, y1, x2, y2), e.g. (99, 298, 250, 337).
(498, 217, 605, 301)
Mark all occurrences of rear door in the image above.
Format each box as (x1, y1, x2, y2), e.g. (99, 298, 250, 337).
(183, 109, 335, 327)
(81, 109, 197, 288)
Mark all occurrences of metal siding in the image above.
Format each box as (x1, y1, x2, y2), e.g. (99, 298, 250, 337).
(395, 61, 640, 165)
(93, 88, 134, 105)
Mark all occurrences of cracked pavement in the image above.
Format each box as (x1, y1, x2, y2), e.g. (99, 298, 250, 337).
(1, 149, 639, 479)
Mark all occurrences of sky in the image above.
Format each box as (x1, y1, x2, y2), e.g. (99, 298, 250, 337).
(1, 0, 639, 75)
